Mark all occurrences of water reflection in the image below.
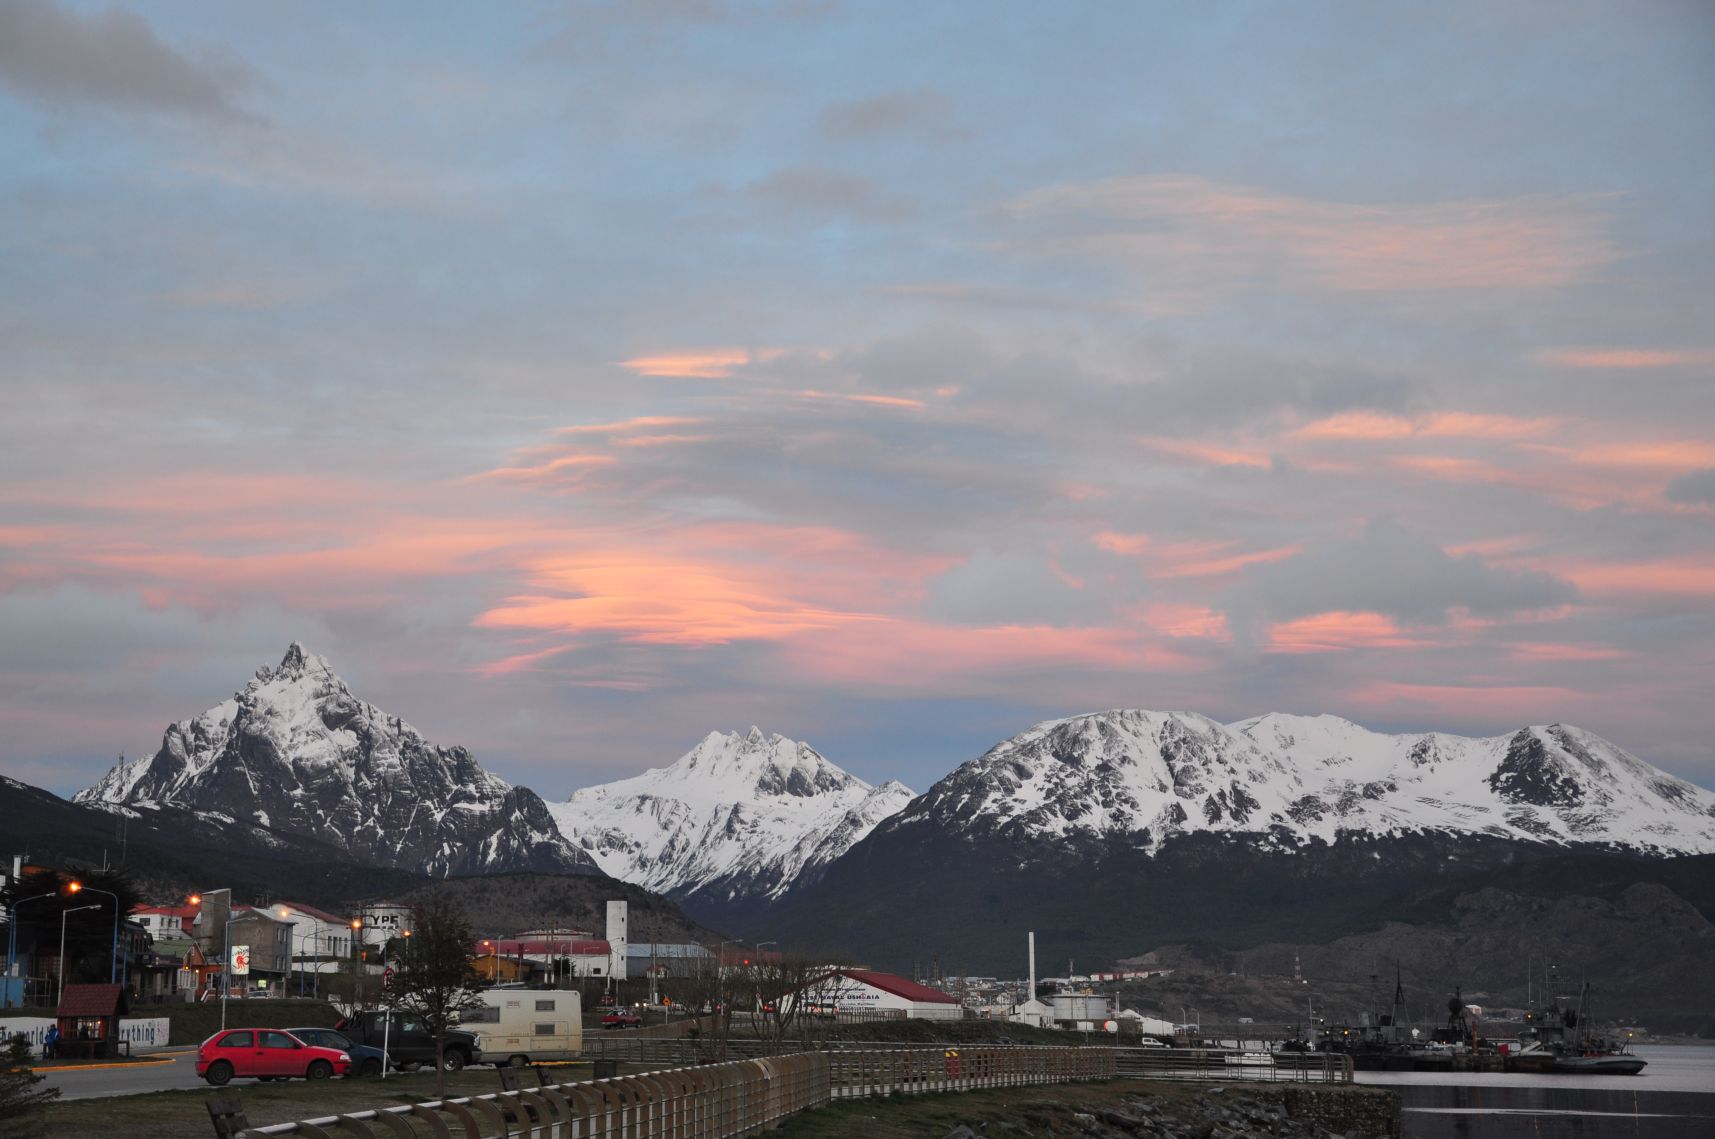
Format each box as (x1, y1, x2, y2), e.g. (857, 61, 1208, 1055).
(1360, 1045, 1715, 1138)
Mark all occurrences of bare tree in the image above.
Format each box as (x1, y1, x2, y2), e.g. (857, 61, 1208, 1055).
(727, 951, 852, 1054)
(388, 901, 485, 1099)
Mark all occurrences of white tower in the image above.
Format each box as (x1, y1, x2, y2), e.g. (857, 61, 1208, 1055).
(1028, 931, 1037, 1004)
(606, 901, 629, 981)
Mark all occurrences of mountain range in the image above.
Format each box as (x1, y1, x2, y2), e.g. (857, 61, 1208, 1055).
(49, 645, 1715, 982)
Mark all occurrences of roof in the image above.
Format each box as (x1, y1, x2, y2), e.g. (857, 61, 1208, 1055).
(626, 943, 713, 959)
(275, 900, 351, 925)
(834, 970, 960, 1005)
(478, 938, 610, 956)
(57, 983, 127, 1018)
(132, 904, 197, 920)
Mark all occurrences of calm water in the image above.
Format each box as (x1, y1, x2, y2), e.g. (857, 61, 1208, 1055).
(1354, 1045, 1715, 1138)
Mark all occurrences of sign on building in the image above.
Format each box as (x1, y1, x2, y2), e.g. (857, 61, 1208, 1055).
(231, 946, 251, 976)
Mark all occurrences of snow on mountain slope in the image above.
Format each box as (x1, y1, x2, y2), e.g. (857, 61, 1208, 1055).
(550, 728, 914, 903)
(76, 644, 596, 877)
(888, 709, 1715, 856)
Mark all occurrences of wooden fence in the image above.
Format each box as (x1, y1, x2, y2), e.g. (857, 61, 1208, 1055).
(237, 1046, 1114, 1138)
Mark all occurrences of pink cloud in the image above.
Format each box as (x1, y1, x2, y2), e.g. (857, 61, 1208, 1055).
(1006, 174, 1617, 293)
(1264, 611, 1432, 654)
(1505, 642, 1630, 663)
(796, 390, 926, 410)
(1138, 437, 1272, 468)
(1093, 531, 1300, 580)
(1535, 347, 1713, 369)
(778, 620, 1206, 689)
(554, 416, 704, 436)
(1291, 411, 1555, 442)
(619, 348, 785, 378)
(1548, 556, 1715, 598)
(1150, 543, 1302, 580)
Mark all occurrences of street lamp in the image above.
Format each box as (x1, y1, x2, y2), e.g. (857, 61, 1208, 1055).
(58, 904, 101, 1006)
(5, 891, 60, 1007)
(68, 882, 120, 985)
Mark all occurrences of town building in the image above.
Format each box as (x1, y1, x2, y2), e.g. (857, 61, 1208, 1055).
(805, 969, 964, 1021)
(272, 901, 361, 981)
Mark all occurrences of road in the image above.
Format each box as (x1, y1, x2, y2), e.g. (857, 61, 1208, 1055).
(39, 1050, 207, 1100)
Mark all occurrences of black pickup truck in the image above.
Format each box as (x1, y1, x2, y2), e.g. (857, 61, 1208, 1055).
(334, 1011, 484, 1072)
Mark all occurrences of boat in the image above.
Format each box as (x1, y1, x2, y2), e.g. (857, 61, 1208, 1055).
(1223, 1050, 1275, 1067)
(1506, 983, 1646, 1076)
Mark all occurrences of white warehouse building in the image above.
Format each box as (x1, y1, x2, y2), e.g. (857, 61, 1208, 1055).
(808, 969, 964, 1020)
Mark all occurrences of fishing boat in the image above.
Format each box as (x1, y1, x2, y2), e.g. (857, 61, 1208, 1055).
(1507, 983, 1646, 1076)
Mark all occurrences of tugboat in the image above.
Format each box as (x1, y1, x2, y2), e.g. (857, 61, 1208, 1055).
(1508, 983, 1646, 1075)
(1315, 968, 1421, 1071)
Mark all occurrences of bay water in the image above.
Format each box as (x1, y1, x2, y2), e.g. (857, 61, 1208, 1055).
(1354, 1044, 1715, 1138)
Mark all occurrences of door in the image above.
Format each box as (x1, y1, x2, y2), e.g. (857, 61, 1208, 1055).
(256, 1030, 302, 1077)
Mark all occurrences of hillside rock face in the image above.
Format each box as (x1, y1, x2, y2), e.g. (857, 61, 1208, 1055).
(76, 644, 596, 878)
(890, 709, 1715, 855)
(549, 727, 913, 907)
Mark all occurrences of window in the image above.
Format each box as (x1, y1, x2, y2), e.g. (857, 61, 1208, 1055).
(220, 1032, 254, 1048)
(535, 1000, 555, 1012)
(534, 1024, 555, 1036)
(462, 1007, 499, 1023)
(260, 1032, 295, 1049)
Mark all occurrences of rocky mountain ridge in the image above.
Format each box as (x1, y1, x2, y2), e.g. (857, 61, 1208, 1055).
(892, 709, 1715, 856)
(75, 644, 595, 878)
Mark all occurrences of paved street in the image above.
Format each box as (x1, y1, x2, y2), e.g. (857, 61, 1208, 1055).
(39, 1050, 206, 1100)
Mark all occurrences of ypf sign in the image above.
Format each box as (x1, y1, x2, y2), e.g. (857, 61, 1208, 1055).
(230, 946, 251, 976)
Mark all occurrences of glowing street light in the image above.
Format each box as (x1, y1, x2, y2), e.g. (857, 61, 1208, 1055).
(67, 882, 120, 985)
(58, 904, 101, 1006)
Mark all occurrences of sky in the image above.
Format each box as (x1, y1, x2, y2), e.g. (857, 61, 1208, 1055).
(2, 1, 1713, 800)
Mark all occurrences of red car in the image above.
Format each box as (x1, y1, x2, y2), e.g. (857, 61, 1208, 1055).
(198, 1028, 352, 1086)
(600, 1011, 643, 1030)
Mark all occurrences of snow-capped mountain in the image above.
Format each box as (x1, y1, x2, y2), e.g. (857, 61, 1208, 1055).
(550, 727, 914, 906)
(767, 709, 1715, 974)
(888, 709, 1715, 855)
(76, 644, 596, 878)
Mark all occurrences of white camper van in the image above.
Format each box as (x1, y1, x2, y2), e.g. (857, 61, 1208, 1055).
(460, 988, 583, 1067)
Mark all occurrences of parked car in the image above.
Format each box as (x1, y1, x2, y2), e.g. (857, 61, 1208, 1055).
(197, 1028, 351, 1086)
(600, 1011, 643, 1030)
(335, 1010, 483, 1071)
(285, 1026, 387, 1077)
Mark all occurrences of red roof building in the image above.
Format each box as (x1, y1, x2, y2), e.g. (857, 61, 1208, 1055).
(807, 969, 964, 1020)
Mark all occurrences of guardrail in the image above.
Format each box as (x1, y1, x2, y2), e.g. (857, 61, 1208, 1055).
(1116, 1047, 1352, 1084)
(238, 1046, 1113, 1138)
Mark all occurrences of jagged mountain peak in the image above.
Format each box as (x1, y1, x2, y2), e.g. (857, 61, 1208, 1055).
(75, 646, 594, 878)
(552, 730, 914, 904)
(603, 727, 862, 806)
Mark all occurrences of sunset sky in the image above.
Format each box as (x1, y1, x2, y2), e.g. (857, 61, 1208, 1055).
(3, 2, 1713, 798)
